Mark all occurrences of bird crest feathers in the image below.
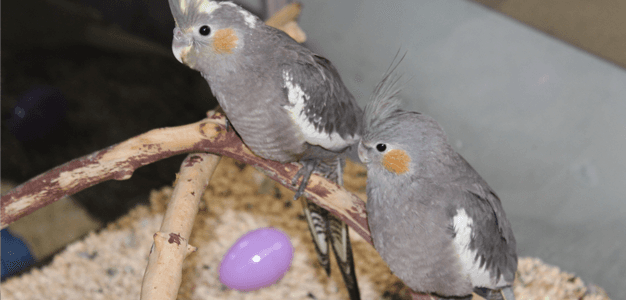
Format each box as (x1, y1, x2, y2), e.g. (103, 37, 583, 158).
(168, 0, 223, 27)
(363, 52, 407, 135)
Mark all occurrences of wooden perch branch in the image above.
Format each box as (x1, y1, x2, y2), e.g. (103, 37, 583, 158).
(141, 153, 221, 300)
(0, 112, 371, 244)
(265, 2, 307, 43)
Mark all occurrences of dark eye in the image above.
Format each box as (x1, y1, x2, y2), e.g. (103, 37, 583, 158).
(199, 25, 211, 36)
(376, 143, 387, 152)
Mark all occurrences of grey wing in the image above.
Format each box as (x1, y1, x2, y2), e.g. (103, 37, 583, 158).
(454, 155, 515, 243)
(448, 156, 518, 288)
(439, 152, 514, 241)
(460, 189, 517, 286)
(278, 44, 363, 152)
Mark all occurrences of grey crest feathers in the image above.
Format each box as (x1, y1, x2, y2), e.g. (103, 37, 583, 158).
(363, 53, 407, 140)
(169, 0, 249, 28)
(169, 0, 215, 28)
(167, 0, 188, 27)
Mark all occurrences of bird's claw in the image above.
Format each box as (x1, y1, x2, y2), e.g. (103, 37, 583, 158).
(292, 160, 319, 200)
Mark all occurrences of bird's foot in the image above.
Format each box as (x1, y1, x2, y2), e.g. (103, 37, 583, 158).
(292, 159, 319, 200)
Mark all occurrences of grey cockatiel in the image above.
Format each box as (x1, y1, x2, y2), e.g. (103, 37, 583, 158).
(358, 62, 517, 300)
(167, 1, 362, 298)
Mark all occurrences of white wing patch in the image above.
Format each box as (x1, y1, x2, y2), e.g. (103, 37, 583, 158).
(282, 70, 357, 151)
(452, 208, 507, 289)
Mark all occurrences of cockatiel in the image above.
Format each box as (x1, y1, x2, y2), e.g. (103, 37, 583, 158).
(358, 61, 517, 300)
(167, 1, 362, 298)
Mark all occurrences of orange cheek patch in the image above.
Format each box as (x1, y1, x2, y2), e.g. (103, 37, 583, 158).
(382, 149, 411, 174)
(213, 28, 238, 54)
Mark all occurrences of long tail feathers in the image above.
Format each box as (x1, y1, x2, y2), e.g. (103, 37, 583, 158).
(296, 157, 361, 300)
(301, 198, 331, 275)
(328, 213, 361, 300)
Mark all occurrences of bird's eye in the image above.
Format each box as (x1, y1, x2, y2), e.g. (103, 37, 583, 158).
(199, 25, 211, 36)
(376, 143, 387, 152)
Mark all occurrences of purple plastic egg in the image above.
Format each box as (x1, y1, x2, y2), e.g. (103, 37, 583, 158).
(219, 227, 294, 291)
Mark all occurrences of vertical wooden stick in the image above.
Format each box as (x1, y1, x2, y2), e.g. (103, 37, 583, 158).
(140, 153, 221, 300)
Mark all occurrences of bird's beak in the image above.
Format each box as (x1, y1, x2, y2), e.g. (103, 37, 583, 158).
(172, 28, 192, 64)
(358, 141, 370, 164)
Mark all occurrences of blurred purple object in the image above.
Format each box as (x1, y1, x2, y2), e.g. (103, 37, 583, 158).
(219, 227, 294, 291)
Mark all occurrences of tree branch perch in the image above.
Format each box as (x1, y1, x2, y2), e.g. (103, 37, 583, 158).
(1, 112, 371, 245)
